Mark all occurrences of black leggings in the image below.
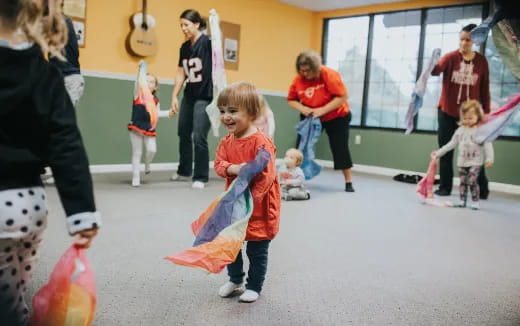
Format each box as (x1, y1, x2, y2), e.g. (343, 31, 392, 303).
(321, 113, 353, 170)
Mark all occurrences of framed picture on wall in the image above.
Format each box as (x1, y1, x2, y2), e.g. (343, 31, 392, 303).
(63, 0, 87, 48)
(224, 38, 238, 63)
(71, 19, 86, 47)
(220, 21, 241, 70)
(205, 19, 241, 70)
(63, 0, 86, 19)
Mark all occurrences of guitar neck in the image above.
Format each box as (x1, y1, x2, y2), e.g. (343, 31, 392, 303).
(142, 0, 147, 19)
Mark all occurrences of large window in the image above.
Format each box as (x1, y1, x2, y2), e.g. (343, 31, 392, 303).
(324, 16, 370, 126)
(365, 10, 421, 129)
(485, 29, 520, 136)
(323, 4, 519, 138)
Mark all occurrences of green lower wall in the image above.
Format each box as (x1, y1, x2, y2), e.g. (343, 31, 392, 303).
(316, 129, 520, 185)
(77, 75, 520, 185)
(77, 76, 299, 165)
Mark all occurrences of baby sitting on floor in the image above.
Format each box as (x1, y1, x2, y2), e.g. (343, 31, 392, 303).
(279, 148, 310, 201)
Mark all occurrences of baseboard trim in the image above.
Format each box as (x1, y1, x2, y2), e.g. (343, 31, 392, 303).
(90, 163, 178, 173)
(82, 70, 287, 97)
(89, 160, 520, 195)
(83, 69, 175, 85)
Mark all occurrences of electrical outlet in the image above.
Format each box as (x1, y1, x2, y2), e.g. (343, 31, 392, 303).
(355, 135, 361, 145)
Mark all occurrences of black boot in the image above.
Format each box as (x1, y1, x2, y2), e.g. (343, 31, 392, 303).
(345, 182, 355, 192)
(434, 188, 451, 196)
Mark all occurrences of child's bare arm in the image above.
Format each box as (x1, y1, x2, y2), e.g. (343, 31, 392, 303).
(134, 60, 145, 100)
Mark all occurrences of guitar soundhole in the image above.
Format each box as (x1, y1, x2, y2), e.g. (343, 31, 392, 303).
(141, 22, 149, 31)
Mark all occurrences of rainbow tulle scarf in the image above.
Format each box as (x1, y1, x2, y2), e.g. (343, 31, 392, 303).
(165, 148, 270, 273)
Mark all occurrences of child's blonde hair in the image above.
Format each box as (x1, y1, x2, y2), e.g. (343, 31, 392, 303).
(217, 82, 261, 120)
(258, 94, 267, 116)
(459, 100, 484, 125)
(0, 0, 67, 59)
(147, 73, 159, 95)
(286, 148, 304, 166)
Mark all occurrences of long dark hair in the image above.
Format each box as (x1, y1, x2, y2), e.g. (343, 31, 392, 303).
(461, 23, 477, 33)
(180, 9, 206, 31)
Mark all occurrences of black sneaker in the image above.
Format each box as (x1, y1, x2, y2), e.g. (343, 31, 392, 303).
(434, 188, 451, 196)
(345, 182, 355, 192)
(479, 192, 489, 200)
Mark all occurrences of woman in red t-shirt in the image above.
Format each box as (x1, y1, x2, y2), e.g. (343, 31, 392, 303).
(287, 50, 354, 192)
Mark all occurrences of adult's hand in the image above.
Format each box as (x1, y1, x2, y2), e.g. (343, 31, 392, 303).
(169, 97, 179, 117)
(288, 100, 313, 117)
(301, 106, 314, 117)
(311, 107, 327, 118)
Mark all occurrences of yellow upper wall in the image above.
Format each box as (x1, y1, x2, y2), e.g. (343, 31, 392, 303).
(310, 0, 487, 52)
(81, 0, 486, 92)
(80, 0, 314, 92)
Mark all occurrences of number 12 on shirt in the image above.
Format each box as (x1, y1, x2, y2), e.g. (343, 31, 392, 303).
(182, 58, 203, 83)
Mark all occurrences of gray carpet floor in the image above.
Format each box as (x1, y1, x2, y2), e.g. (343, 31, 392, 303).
(27, 169, 520, 325)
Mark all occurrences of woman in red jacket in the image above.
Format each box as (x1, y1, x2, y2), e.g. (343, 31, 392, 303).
(431, 24, 491, 198)
(287, 50, 355, 192)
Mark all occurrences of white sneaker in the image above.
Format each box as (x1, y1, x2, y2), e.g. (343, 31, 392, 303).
(44, 176, 55, 185)
(170, 172, 189, 181)
(145, 163, 151, 175)
(470, 202, 480, 210)
(239, 289, 259, 303)
(218, 282, 244, 298)
(453, 200, 466, 208)
(132, 176, 140, 187)
(192, 181, 205, 189)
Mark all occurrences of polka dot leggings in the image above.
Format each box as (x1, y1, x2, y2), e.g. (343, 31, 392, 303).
(0, 187, 47, 325)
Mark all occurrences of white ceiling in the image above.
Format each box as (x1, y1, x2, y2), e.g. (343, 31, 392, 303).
(276, 0, 407, 12)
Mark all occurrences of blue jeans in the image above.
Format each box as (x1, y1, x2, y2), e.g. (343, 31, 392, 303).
(227, 240, 270, 293)
(177, 97, 211, 182)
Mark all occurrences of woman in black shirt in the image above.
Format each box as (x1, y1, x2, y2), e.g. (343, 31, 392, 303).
(169, 9, 213, 189)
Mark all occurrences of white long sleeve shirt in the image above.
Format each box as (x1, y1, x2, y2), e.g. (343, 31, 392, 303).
(436, 126, 494, 167)
(278, 165, 305, 188)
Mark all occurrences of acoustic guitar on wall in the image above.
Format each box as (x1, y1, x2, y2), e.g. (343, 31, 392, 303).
(127, 0, 158, 57)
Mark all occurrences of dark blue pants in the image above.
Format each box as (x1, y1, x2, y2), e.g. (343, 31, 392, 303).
(227, 240, 270, 293)
(177, 97, 211, 182)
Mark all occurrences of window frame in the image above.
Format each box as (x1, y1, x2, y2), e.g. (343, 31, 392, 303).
(322, 2, 520, 140)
